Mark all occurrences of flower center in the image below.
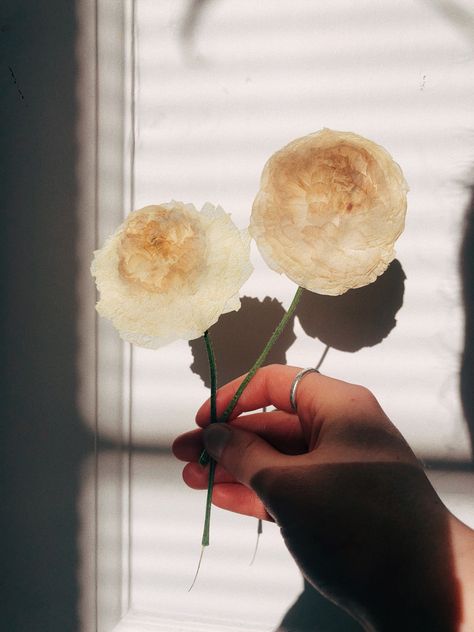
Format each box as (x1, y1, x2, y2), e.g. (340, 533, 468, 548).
(300, 144, 378, 227)
(117, 206, 206, 292)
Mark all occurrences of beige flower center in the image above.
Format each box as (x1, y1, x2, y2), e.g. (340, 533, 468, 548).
(117, 207, 206, 292)
(285, 144, 379, 227)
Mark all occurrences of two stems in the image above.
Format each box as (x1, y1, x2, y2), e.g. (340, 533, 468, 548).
(200, 286, 303, 548)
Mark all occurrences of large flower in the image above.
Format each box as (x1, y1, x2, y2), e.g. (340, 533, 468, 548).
(250, 128, 408, 295)
(91, 201, 252, 348)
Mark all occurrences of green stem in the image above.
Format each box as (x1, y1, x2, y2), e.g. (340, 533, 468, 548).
(204, 330, 218, 424)
(201, 330, 218, 548)
(201, 459, 215, 547)
(219, 286, 303, 425)
(199, 285, 303, 554)
(200, 286, 303, 470)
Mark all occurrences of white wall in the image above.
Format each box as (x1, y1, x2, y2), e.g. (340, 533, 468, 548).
(129, 0, 474, 459)
(87, 2, 474, 630)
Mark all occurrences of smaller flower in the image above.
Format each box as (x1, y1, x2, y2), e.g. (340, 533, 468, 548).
(91, 201, 252, 348)
(250, 129, 408, 295)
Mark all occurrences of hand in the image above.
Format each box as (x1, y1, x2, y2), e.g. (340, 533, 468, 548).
(173, 364, 474, 631)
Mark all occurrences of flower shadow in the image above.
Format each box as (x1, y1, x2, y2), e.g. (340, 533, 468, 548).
(296, 259, 406, 353)
(189, 296, 296, 387)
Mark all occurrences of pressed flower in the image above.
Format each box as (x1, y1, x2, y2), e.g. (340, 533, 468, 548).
(91, 201, 252, 348)
(250, 128, 408, 295)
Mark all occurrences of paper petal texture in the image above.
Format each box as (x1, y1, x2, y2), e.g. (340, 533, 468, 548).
(91, 201, 253, 348)
(250, 129, 408, 295)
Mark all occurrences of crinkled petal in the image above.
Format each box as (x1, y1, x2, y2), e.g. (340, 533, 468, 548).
(250, 129, 408, 295)
(91, 202, 252, 348)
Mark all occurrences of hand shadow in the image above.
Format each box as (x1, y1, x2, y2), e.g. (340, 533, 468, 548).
(189, 296, 296, 388)
(264, 461, 461, 632)
(276, 579, 363, 632)
(296, 260, 406, 352)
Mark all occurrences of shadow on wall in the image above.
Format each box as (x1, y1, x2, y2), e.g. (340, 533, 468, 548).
(460, 185, 474, 459)
(189, 296, 297, 388)
(180, 0, 214, 44)
(189, 260, 406, 390)
(297, 259, 406, 352)
(0, 2, 91, 631)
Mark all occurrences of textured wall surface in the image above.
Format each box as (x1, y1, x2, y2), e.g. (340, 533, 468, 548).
(0, 1, 92, 630)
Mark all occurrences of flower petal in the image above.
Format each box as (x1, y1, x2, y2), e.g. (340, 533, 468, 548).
(91, 202, 253, 348)
(250, 129, 408, 295)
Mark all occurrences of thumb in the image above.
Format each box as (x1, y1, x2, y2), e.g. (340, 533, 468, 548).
(203, 423, 285, 487)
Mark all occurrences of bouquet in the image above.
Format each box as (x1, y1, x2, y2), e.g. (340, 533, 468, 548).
(91, 128, 408, 581)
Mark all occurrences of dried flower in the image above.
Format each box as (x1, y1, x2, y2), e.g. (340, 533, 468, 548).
(91, 201, 252, 348)
(250, 128, 408, 295)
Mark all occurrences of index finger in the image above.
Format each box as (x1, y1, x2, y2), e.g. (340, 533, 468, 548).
(195, 363, 346, 430)
(196, 364, 301, 425)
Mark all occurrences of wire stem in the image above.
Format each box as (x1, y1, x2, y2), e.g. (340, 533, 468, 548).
(204, 330, 218, 424)
(250, 519, 263, 566)
(220, 286, 303, 424)
(199, 286, 303, 467)
(201, 330, 218, 544)
(190, 331, 218, 589)
(197, 287, 303, 571)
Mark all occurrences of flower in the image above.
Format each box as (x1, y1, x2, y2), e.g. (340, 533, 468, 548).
(91, 201, 253, 348)
(250, 128, 408, 295)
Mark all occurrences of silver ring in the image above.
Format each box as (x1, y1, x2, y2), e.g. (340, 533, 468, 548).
(289, 368, 320, 411)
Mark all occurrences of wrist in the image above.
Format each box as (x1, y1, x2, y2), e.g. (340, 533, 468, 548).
(449, 514, 474, 632)
(356, 490, 471, 632)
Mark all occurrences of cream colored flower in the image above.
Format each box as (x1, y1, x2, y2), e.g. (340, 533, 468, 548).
(250, 128, 408, 295)
(91, 201, 253, 348)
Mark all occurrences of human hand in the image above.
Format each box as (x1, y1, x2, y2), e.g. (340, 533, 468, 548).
(173, 364, 474, 631)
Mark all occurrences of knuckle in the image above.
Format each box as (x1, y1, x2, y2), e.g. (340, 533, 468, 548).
(264, 363, 278, 371)
(354, 385, 378, 406)
(240, 431, 261, 457)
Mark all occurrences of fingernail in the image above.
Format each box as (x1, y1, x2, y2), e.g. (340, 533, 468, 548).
(203, 424, 232, 460)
